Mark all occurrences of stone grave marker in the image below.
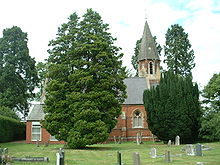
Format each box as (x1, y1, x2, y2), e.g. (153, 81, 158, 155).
(133, 152, 141, 165)
(114, 136, 117, 144)
(56, 148, 65, 165)
(12, 157, 49, 162)
(136, 133, 140, 145)
(175, 136, 180, 145)
(195, 144, 202, 156)
(167, 140, 171, 147)
(117, 151, 122, 165)
(165, 150, 171, 162)
(150, 148, 157, 158)
(185, 144, 195, 156)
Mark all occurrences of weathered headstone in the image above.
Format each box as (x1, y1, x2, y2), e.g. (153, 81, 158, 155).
(150, 148, 157, 158)
(0, 147, 3, 163)
(117, 151, 122, 165)
(114, 136, 117, 144)
(118, 136, 122, 144)
(12, 157, 49, 162)
(136, 133, 140, 145)
(36, 140, 39, 147)
(165, 150, 171, 162)
(185, 144, 195, 156)
(175, 136, 180, 145)
(56, 148, 65, 165)
(132, 152, 141, 165)
(152, 134, 155, 143)
(195, 144, 202, 156)
(167, 140, 171, 147)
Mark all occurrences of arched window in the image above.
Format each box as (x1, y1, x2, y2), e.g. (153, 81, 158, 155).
(149, 62, 153, 74)
(133, 110, 143, 128)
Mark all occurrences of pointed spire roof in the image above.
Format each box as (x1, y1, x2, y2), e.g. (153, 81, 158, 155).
(138, 20, 160, 61)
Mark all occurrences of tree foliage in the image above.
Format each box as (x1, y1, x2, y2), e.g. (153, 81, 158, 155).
(0, 106, 19, 120)
(35, 61, 48, 101)
(43, 9, 127, 148)
(200, 73, 220, 141)
(164, 24, 195, 77)
(0, 26, 39, 116)
(143, 71, 201, 143)
(131, 36, 162, 75)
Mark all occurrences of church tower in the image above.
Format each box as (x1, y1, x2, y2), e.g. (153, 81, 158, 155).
(138, 20, 160, 88)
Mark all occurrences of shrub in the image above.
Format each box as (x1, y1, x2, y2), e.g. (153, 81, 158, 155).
(0, 115, 25, 142)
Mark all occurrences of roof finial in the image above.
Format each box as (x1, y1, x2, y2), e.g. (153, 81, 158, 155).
(145, 8, 148, 20)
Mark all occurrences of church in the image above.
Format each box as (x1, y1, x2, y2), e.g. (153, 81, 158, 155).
(25, 20, 161, 144)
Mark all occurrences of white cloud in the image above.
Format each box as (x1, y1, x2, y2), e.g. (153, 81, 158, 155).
(0, 0, 219, 87)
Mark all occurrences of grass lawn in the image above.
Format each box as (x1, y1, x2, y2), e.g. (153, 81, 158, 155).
(0, 141, 220, 165)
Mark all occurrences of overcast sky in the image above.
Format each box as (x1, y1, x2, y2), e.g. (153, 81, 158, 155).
(0, 0, 219, 88)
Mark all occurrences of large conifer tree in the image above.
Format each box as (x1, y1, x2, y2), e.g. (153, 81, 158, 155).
(43, 9, 127, 148)
(164, 24, 195, 77)
(143, 71, 201, 143)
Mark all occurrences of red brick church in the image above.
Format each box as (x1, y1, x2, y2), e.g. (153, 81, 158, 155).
(26, 20, 161, 144)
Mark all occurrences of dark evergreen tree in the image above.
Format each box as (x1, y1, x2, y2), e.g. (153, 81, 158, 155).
(143, 71, 201, 143)
(200, 73, 220, 141)
(43, 9, 127, 148)
(131, 36, 162, 76)
(164, 24, 195, 77)
(0, 26, 39, 116)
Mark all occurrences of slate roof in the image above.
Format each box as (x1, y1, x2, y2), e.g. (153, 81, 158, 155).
(27, 104, 45, 121)
(123, 77, 148, 105)
(138, 20, 160, 61)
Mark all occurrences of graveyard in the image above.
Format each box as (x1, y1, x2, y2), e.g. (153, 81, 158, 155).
(0, 141, 220, 165)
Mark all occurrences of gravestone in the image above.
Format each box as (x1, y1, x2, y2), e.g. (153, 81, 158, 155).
(12, 157, 49, 162)
(0, 147, 3, 162)
(132, 152, 141, 165)
(56, 148, 65, 165)
(114, 136, 117, 144)
(165, 150, 171, 162)
(167, 140, 171, 147)
(36, 140, 39, 147)
(185, 144, 195, 156)
(175, 136, 180, 145)
(117, 151, 122, 165)
(195, 144, 202, 156)
(150, 148, 157, 158)
(136, 133, 140, 145)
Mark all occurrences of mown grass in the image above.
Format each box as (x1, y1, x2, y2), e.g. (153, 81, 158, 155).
(0, 141, 220, 165)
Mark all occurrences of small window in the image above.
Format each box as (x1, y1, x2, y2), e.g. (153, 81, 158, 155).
(32, 122, 41, 141)
(133, 110, 143, 128)
(50, 135, 58, 141)
(149, 62, 153, 74)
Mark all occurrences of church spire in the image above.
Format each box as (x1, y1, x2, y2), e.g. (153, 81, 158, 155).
(137, 20, 160, 88)
(138, 20, 159, 61)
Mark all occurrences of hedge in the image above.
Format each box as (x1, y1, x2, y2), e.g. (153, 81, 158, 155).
(0, 115, 25, 142)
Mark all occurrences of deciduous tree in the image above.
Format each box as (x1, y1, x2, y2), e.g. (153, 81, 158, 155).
(0, 26, 39, 116)
(200, 73, 220, 141)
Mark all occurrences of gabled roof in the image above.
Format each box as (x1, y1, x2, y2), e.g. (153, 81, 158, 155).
(123, 77, 148, 105)
(27, 77, 148, 121)
(27, 104, 45, 121)
(138, 20, 159, 61)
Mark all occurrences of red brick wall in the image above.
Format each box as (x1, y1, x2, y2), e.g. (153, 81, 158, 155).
(108, 105, 153, 142)
(26, 105, 153, 144)
(26, 121, 65, 144)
